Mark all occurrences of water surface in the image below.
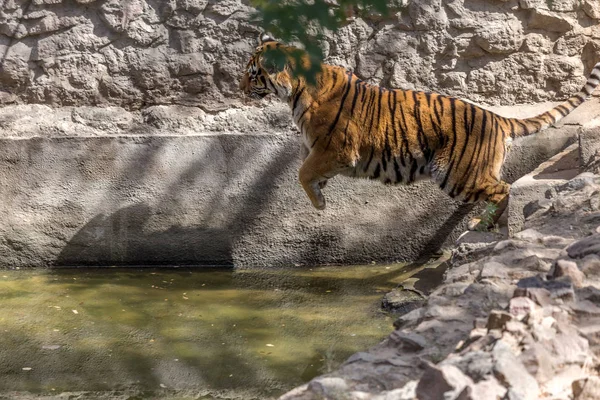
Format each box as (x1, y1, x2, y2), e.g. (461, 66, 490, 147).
(0, 263, 434, 399)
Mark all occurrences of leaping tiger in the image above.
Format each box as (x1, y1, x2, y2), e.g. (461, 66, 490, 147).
(239, 34, 600, 230)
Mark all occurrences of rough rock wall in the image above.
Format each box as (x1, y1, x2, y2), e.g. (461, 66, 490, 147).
(0, 0, 599, 110)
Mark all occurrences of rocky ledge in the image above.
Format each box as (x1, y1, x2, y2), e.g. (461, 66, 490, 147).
(281, 169, 600, 399)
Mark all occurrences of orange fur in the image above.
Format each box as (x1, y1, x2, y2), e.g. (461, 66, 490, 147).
(240, 36, 600, 229)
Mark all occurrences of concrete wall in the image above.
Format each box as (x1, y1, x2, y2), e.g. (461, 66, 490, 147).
(0, 101, 595, 268)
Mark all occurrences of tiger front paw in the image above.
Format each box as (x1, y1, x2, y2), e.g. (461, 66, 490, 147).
(467, 218, 482, 231)
(467, 217, 492, 231)
(312, 196, 326, 210)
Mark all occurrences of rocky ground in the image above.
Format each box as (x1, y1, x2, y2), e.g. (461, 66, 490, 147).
(280, 170, 600, 399)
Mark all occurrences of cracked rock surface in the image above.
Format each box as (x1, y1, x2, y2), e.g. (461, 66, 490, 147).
(0, 0, 598, 110)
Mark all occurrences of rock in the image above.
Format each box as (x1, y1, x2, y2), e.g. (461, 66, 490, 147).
(408, 0, 447, 31)
(519, 0, 547, 8)
(469, 377, 507, 400)
(452, 240, 499, 265)
(548, 333, 590, 365)
(389, 330, 428, 351)
(486, 310, 513, 330)
(493, 240, 528, 253)
(425, 304, 468, 321)
(473, 318, 487, 330)
(582, 0, 600, 19)
(382, 288, 425, 315)
(474, 19, 523, 54)
(519, 343, 555, 384)
(522, 33, 553, 54)
(553, 259, 585, 288)
(557, 174, 598, 193)
(509, 296, 539, 320)
(513, 287, 553, 307)
(568, 235, 600, 259)
(552, 0, 581, 11)
(570, 300, 600, 316)
(307, 377, 349, 397)
(578, 254, 600, 279)
(445, 262, 482, 284)
(543, 365, 588, 399)
(576, 286, 600, 304)
(430, 282, 470, 298)
(380, 381, 418, 400)
(346, 352, 378, 365)
(478, 260, 509, 281)
(517, 276, 575, 301)
(540, 236, 573, 249)
(445, 351, 494, 382)
(416, 363, 474, 400)
(513, 228, 544, 242)
(504, 320, 530, 340)
(492, 340, 540, 400)
(393, 307, 424, 329)
(530, 315, 558, 342)
(456, 230, 504, 246)
(528, 9, 575, 33)
(573, 376, 600, 399)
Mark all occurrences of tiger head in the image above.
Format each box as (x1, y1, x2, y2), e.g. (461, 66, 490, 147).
(239, 34, 295, 101)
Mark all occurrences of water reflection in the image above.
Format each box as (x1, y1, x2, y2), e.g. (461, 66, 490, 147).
(0, 263, 434, 399)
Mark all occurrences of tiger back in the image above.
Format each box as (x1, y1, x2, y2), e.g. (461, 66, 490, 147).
(239, 35, 600, 230)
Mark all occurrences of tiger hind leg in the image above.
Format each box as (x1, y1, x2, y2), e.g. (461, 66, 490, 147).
(467, 181, 510, 231)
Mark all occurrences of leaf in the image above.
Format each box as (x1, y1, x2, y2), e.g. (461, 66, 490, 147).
(250, 0, 390, 82)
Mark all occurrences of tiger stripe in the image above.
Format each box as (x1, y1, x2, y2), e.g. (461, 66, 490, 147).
(240, 37, 600, 228)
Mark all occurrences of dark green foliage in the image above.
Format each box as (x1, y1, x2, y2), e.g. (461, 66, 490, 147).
(476, 202, 499, 232)
(262, 46, 323, 85)
(249, 0, 398, 82)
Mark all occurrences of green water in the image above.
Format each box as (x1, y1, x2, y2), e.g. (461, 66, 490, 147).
(0, 263, 432, 399)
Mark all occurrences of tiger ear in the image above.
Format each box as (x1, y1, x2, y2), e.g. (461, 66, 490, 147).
(258, 33, 276, 45)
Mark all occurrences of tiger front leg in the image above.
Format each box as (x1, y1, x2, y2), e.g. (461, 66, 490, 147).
(298, 151, 338, 210)
(300, 144, 328, 189)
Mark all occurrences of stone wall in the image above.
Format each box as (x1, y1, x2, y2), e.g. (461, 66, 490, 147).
(0, 0, 599, 110)
(1, 0, 600, 267)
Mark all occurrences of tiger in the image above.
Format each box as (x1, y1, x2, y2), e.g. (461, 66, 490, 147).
(239, 34, 600, 230)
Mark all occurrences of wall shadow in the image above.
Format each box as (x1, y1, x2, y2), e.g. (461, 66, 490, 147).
(55, 203, 234, 266)
(54, 135, 299, 267)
